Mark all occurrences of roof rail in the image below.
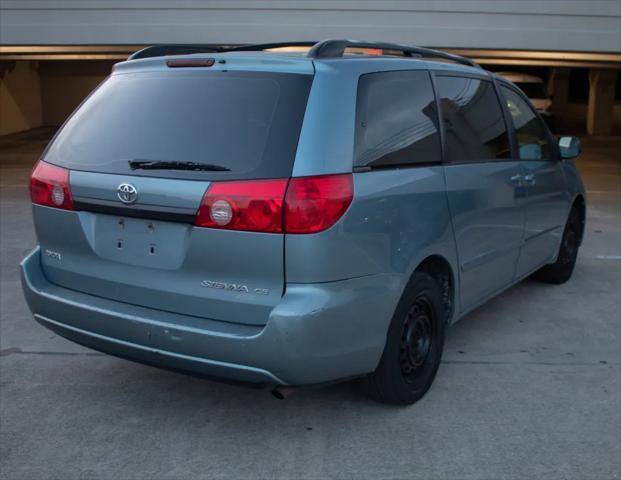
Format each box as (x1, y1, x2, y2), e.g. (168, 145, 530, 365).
(127, 40, 480, 69)
(226, 41, 318, 52)
(129, 44, 222, 60)
(306, 39, 480, 68)
(129, 42, 318, 60)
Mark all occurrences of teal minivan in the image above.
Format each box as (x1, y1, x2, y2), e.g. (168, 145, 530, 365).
(21, 40, 585, 404)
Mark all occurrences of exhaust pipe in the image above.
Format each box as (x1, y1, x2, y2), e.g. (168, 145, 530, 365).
(271, 386, 297, 400)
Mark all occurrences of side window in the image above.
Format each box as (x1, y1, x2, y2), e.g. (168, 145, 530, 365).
(436, 76, 511, 162)
(500, 85, 551, 160)
(354, 70, 441, 168)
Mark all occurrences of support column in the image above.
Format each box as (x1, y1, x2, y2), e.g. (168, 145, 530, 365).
(547, 68, 570, 126)
(587, 69, 618, 136)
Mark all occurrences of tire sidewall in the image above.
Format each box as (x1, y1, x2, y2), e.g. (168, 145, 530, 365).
(375, 272, 446, 405)
(533, 206, 581, 284)
(555, 208, 581, 277)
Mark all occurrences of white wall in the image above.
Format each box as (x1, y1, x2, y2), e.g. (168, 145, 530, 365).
(1, 0, 620, 53)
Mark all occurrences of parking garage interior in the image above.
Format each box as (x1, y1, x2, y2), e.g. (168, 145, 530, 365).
(1, 46, 620, 137)
(1, 2, 620, 479)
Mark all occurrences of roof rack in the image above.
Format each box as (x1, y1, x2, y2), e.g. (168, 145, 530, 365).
(306, 39, 480, 68)
(128, 42, 318, 60)
(128, 39, 480, 69)
(226, 41, 318, 52)
(129, 44, 222, 60)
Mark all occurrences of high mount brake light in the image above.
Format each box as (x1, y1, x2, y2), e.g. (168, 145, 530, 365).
(30, 161, 75, 210)
(195, 174, 353, 234)
(166, 59, 215, 68)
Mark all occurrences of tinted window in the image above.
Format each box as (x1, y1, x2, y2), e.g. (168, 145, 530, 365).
(44, 71, 312, 180)
(500, 85, 551, 160)
(354, 70, 441, 168)
(436, 76, 511, 162)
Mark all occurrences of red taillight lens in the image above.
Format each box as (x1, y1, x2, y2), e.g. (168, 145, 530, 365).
(195, 174, 353, 234)
(195, 179, 288, 233)
(30, 160, 74, 210)
(284, 174, 353, 234)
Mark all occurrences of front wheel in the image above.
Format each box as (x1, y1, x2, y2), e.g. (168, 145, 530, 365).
(364, 272, 445, 405)
(533, 207, 581, 284)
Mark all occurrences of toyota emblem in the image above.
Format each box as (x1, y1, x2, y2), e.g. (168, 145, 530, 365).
(117, 183, 138, 204)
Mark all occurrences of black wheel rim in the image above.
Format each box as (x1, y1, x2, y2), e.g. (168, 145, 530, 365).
(399, 296, 434, 383)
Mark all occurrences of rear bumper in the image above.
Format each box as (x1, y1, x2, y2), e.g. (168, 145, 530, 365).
(21, 247, 401, 385)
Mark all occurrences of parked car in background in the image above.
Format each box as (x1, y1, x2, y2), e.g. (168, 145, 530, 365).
(21, 40, 585, 405)
(497, 72, 555, 129)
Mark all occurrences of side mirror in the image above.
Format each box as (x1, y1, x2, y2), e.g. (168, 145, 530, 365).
(558, 136, 581, 160)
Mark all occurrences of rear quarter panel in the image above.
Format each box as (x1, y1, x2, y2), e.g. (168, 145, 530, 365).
(286, 167, 458, 301)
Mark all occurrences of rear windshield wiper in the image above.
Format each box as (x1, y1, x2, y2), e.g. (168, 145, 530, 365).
(128, 160, 230, 172)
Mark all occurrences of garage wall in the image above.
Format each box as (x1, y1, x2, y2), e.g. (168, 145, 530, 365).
(38, 61, 111, 126)
(0, 60, 111, 136)
(1, 0, 620, 53)
(563, 104, 621, 132)
(0, 62, 42, 135)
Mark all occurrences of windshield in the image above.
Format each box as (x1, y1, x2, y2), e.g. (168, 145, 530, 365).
(515, 82, 548, 100)
(44, 70, 312, 180)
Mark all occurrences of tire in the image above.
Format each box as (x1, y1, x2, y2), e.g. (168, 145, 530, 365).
(533, 207, 581, 284)
(365, 272, 445, 405)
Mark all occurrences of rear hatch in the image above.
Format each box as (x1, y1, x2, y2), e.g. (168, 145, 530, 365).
(34, 55, 313, 326)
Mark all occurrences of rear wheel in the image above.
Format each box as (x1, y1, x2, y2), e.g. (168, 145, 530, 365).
(365, 272, 445, 405)
(533, 207, 581, 284)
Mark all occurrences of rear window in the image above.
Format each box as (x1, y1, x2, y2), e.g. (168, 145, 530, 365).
(354, 70, 441, 168)
(44, 70, 312, 180)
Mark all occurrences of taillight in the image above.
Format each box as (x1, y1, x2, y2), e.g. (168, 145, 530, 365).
(195, 179, 288, 233)
(284, 174, 353, 234)
(195, 174, 353, 234)
(30, 160, 74, 210)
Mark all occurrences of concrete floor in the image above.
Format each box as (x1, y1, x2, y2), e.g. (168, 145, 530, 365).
(1, 129, 620, 480)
